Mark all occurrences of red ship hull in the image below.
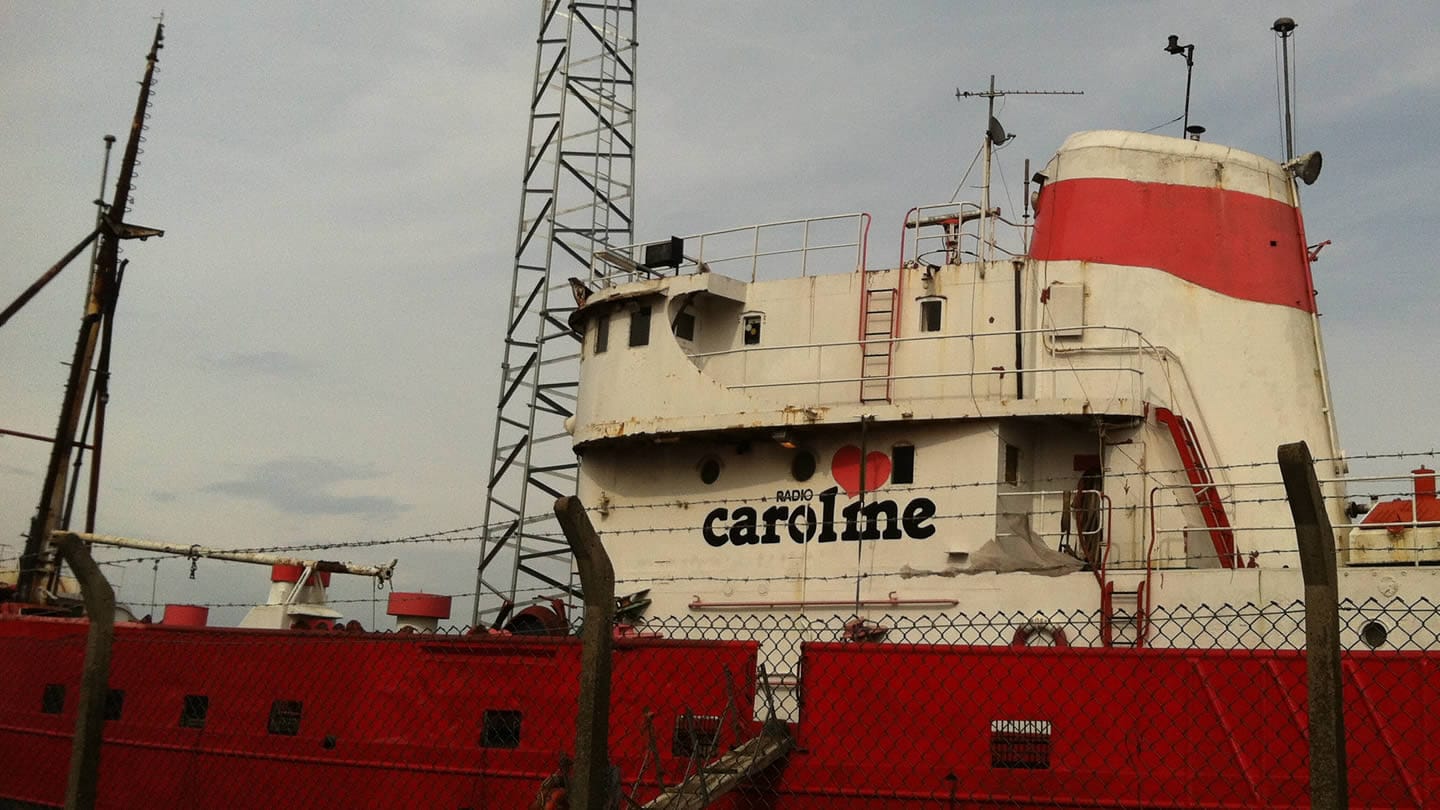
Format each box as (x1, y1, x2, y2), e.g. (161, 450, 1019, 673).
(2, 614, 1436, 808)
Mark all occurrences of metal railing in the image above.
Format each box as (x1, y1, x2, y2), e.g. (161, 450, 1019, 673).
(592, 212, 871, 287)
(685, 324, 1152, 406)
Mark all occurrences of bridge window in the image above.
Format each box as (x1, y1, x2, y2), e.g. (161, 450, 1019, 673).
(629, 306, 651, 347)
(593, 314, 609, 354)
(742, 313, 763, 345)
(918, 297, 944, 333)
(892, 444, 915, 484)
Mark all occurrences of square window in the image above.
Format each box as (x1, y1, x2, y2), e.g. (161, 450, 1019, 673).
(673, 311, 696, 341)
(267, 700, 303, 736)
(672, 713, 721, 759)
(41, 684, 65, 715)
(920, 299, 943, 332)
(180, 695, 209, 729)
(629, 306, 651, 347)
(892, 444, 915, 485)
(481, 709, 522, 749)
(593, 314, 609, 354)
(104, 689, 125, 721)
(742, 315, 762, 346)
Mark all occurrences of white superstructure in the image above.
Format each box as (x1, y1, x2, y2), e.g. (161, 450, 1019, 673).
(565, 131, 1433, 644)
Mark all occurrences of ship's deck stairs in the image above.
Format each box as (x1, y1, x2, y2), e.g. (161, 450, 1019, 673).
(643, 722, 793, 809)
(1156, 406, 1240, 568)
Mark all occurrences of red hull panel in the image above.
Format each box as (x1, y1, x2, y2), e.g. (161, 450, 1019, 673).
(0, 617, 757, 809)
(3, 617, 1435, 808)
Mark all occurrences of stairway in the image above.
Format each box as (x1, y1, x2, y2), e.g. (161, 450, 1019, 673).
(1155, 407, 1239, 568)
(643, 723, 794, 809)
(858, 280, 899, 403)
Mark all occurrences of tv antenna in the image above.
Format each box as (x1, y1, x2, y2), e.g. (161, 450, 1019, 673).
(955, 76, 1082, 261)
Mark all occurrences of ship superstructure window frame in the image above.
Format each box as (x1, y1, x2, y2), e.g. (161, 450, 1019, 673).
(593, 313, 609, 355)
(742, 312, 763, 346)
(482, 709, 523, 749)
(673, 309, 696, 342)
(990, 719, 1052, 769)
(892, 443, 915, 484)
(792, 449, 817, 481)
(629, 305, 652, 347)
(104, 689, 125, 721)
(180, 694, 210, 729)
(1004, 442, 1021, 486)
(673, 713, 721, 759)
(267, 699, 303, 736)
(41, 683, 65, 715)
(918, 296, 944, 333)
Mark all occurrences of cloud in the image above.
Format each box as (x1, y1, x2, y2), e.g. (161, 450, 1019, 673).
(207, 351, 314, 378)
(204, 457, 410, 518)
(0, 462, 33, 478)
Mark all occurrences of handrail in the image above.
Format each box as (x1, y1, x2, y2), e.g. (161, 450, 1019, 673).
(687, 323, 1154, 360)
(997, 488, 1108, 558)
(592, 212, 870, 287)
(726, 365, 1143, 392)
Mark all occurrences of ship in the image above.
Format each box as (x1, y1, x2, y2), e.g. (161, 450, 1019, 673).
(3, 12, 1440, 810)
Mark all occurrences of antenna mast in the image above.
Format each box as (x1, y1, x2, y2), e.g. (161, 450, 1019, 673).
(475, 1, 637, 625)
(18, 22, 167, 603)
(956, 78, 1082, 261)
(1273, 17, 1298, 161)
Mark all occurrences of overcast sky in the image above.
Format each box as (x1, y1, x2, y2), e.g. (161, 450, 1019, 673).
(2, 2, 1437, 625)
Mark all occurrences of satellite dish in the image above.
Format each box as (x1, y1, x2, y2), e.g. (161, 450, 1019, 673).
(988, 116, 1013, 145)
(1284, 150, 1323, 185)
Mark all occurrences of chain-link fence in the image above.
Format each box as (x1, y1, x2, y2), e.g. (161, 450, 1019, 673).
(0, 597, 1434, 808)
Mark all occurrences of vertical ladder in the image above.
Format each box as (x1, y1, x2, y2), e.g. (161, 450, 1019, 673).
(858, 276, 899, 403)
(1100, 579, 1149, 648)
(1155, 407, 1239, 568)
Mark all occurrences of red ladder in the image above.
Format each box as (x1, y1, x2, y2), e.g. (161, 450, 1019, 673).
(1100, 579, 1149, 648)
(1155, 407, 1240, 568)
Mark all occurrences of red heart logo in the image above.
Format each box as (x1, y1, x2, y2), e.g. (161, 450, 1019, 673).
(831, 445, 891, 498)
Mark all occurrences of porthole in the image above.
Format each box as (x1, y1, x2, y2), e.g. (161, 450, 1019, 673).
(791, 450, 816, 481)
(699, 457, 722, 485)
(1361, 620, 1388, 649)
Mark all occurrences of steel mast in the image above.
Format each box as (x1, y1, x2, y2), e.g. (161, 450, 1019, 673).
(474, 1, 637, 625)
(16, 23, 166, 604)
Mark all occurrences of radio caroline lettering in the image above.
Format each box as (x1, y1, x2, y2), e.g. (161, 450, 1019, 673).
(702, 486, 936, 547)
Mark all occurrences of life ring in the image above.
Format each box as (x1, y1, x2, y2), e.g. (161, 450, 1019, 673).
(1011, 622, 1069, 648)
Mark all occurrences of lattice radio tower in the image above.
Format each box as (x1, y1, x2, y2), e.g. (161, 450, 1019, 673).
(473, 1, 637, 625)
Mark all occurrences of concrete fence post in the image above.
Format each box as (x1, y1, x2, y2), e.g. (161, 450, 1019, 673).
(1277, 441, 1348, 810)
